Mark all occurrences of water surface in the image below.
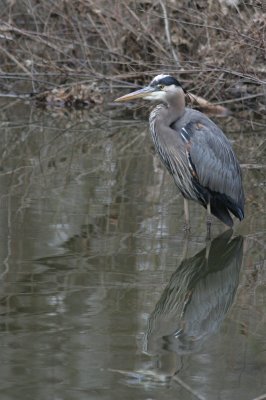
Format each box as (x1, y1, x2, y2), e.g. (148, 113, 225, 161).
(0, 99, 265, 400)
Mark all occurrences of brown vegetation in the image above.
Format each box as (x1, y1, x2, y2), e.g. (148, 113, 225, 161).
(0, 0, 265, 113)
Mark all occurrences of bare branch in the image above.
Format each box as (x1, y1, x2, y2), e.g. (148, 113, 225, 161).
(159, 0, 180, 67)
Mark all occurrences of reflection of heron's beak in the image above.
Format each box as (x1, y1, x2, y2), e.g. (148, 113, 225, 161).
(115, 86, 156, 102)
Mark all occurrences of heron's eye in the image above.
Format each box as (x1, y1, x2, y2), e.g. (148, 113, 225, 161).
(157, 84, 164, 90)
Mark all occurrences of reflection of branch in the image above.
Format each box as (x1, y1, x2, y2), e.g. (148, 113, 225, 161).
(240, 164, 265, 169)
(109, 368, 206, 400)
(173, 374, 206, 400)
(250, 394, 266, 400)
(1, 195, 11, 280)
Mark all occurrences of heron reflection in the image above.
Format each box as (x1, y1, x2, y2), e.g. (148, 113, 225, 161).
(143, 230, 243, 380)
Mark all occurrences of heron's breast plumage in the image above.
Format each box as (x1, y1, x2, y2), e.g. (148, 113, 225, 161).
(149, 106, 198, 200)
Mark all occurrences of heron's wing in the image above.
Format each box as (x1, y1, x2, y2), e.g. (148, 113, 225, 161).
(180, 119, 244, 212)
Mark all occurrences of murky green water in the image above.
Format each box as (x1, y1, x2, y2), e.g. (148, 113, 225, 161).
(0, 99, 265, 400)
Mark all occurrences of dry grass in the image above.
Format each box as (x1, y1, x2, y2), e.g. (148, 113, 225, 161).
(0, 0, 265, 113)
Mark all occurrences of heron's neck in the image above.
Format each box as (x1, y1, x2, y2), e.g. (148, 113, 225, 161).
(152, 97, 185, 137)
(149, 99, 185, 150)
(164, 95, 186, 126)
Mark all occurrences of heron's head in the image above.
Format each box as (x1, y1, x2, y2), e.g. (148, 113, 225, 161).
(115, 74, 184, 104)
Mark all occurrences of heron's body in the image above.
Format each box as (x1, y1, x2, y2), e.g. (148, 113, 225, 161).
(150, 105, 244, 227)
(115, 74, 245, 232)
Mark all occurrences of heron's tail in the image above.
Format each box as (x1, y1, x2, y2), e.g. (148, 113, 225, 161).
(210, 195, 244, 227)
(210, 201, 233, 227)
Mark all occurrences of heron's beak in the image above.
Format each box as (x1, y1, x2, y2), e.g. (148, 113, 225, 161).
(115, 86, 156, 102)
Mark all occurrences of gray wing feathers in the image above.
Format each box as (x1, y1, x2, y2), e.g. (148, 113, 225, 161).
(189, 122, 244, 206)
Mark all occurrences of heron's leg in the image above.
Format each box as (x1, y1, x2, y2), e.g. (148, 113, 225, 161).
(182, 234, 189, 259)
(205, 237, 211, 259)
(183, 198, 190, 232)
(206, 201, 212, 240)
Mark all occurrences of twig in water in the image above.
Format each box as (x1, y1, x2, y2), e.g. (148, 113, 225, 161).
(172, 374, 207, 400)
(250, 394, 266, 400)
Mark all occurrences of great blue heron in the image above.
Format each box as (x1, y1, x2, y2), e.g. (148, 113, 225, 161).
(115, 75, 245, 234)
